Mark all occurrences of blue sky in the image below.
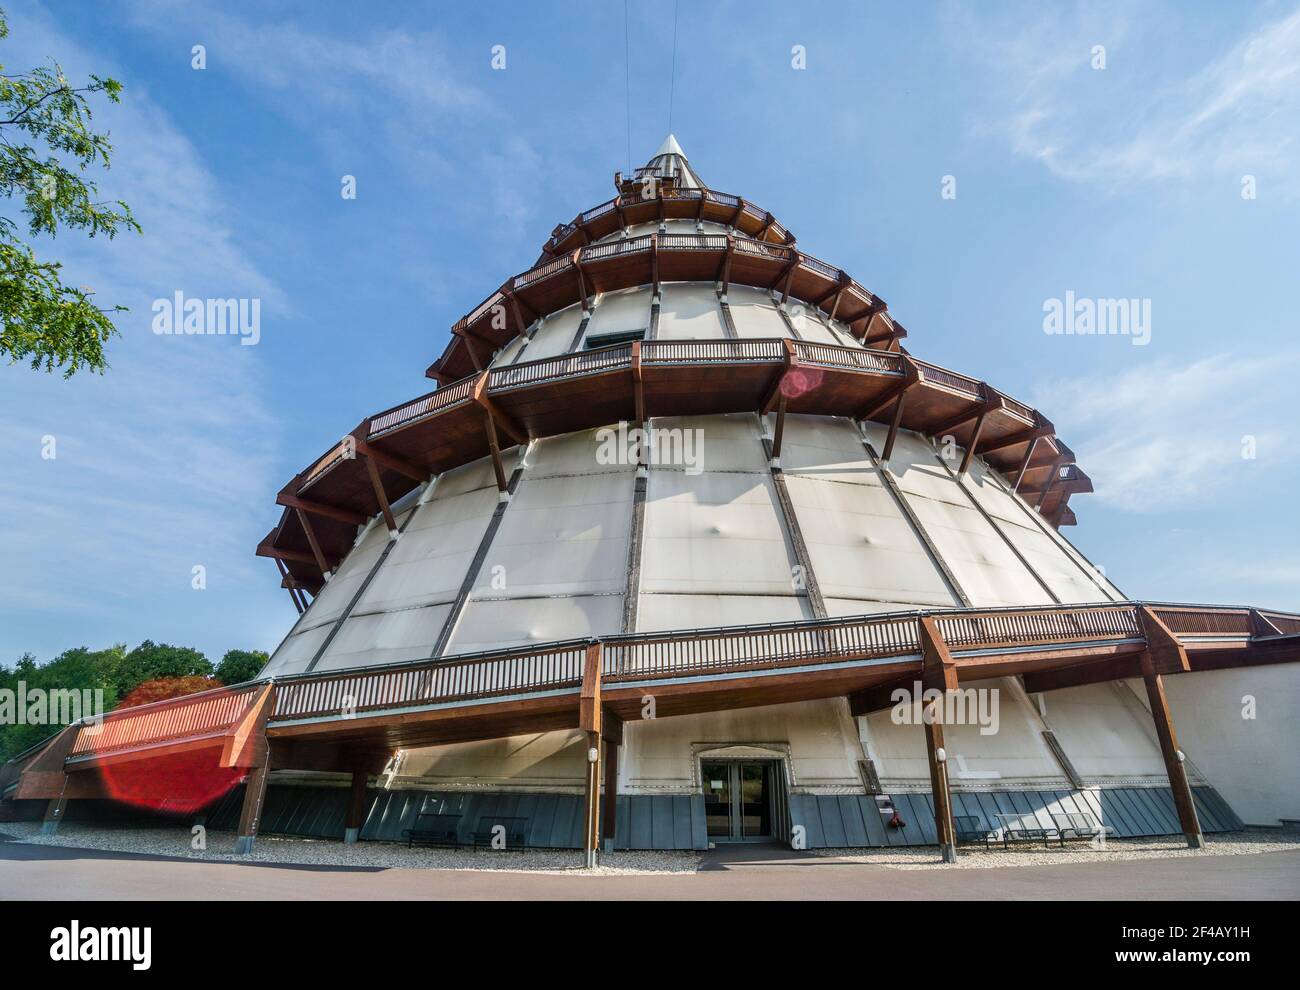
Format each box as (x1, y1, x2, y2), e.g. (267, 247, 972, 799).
(2, 0, 1297, 664)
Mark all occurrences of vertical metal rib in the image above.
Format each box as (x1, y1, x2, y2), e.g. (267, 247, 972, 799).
(304, 495, 426, 673)
(621, 467, 648, 634)
(856, 423, 970, 608)
(429, 455, 528, 659)
(927, 442, 1061, 605)
(762, 415, 827, 619)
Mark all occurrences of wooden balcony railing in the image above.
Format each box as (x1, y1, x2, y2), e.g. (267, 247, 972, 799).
(67, 683, 264, 760)
(271, 640, 590, 721)
(1148, 606, 1253, 637)
(48, 602, 1299, 767)
(640, 338, 786, 365)
(488, 343, 635, 392)
(602, 612, 921, 681)
(369, 375, 477, 437)
(793, 340, 906, 375)
(934, 603, 1141, 650)
(915, 359, 984, 399)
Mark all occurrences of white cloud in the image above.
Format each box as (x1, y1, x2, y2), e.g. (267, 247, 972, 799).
(0, 4, 283, 653)
(1031, 353, 1298, 511)
(957, 4, 1300, 195)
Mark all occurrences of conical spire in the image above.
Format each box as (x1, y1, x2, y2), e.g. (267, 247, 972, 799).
(638, 133, 704, 189)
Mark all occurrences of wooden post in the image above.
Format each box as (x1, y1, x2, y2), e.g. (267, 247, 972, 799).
(881, 391, 908, 465)
(363, 454, 398, 536)
(1139, 652, 1205, 849)
(344, 768, 369, 844)
(579, 642, 603, 867)
(601, 712, 623, 852)
(234, 762, 271, 855)
(295, 508, 332, 580)
(583, 730, 602, 868)
(771, 394, 788, 464)
(41, 789, 68, 836)
(922, 694, 958, 863)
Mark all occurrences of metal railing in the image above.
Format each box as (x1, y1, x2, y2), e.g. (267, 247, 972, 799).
(794, 341, 906, 374)
(915, 360, 983, 398)
(271, 641, 590, 721)
(488, 343, 634, 392)
(48, 602, 1300, 762)
(369, 375, 477, 437)
(641, 338, 786, 364)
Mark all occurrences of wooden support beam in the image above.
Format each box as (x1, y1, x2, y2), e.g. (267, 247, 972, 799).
(344, 768, 369, 844)
(471, 372, 529, 447)
(771, 395, 788, 462)
(579, 642, 603, 735)
(977, 420, 1053, 457)
(1138, 606, 1192, 674)
(958, 406, 990, 475)
(779, 252, 800, 305)
(363, 454, 398, 535)
(919, 615, 959, 692)
(482, 409, 508, 493)
(582, 729, 601, 868)
(602, 735, 620, 848)
(719, 234, 735, 292)
(1012, 435, 1041, 494)
(650, 233, 660, 295)
(353, 439, 429, 485)
(276, 493, 367, 528)
(881, 390, 908, 465)
(858, 356, 920, 423)
(257, 544, 319, 568)
(631, 341, 646, 435)
(572, 250, 590, 311)
(761, 339, 799, 415)
(234, 762, 271, 854)
(922, 694, 958, 863)
(1138, 651, 1205, 849)
(294, 508, 332, 579)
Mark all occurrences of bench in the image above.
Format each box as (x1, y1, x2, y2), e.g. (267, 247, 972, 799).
(995, 813, 1059, 848)
(404, 813, 462, 849)
(1051, 812, 1115, 845)
(472, 816, 530, 850)
(953, 815, 999, 848)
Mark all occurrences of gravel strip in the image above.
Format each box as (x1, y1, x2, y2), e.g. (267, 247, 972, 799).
(0, 822, 700, 875)
(812, 829, 1300, 870)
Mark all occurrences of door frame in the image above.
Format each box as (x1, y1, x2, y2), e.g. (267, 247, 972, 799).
(700, 757, 785, 843)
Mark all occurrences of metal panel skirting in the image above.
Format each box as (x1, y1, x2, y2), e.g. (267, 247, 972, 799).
(788, 785, 1243, 849)
(200, 784, 1241, 851)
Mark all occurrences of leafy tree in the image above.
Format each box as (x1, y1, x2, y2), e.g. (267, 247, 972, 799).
(115, 675, 221, 710)
(215, 649, 268, 686)
(114, 640, 212, 689)
(0, 7, 139, 377)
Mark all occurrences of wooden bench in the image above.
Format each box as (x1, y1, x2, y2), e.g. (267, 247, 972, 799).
(953, 815, 999, 848)
(1051, 812, 1115, 845)
(404, 813, 462, 849)
(995, 813, 1059, 848)
(472, 816, 529, 850)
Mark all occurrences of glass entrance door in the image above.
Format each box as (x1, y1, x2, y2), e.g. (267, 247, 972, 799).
(701, 761, 773, 841)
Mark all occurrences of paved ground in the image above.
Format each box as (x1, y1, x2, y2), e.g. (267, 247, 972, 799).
(3, 835, 1298, 900)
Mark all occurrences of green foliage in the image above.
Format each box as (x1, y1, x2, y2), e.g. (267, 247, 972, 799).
(215, 649, 269, 686)
(0, 640, 267, 761)
(0, 7, 140, 377)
